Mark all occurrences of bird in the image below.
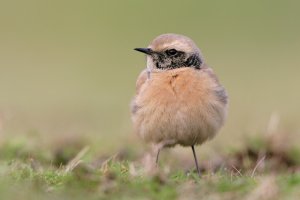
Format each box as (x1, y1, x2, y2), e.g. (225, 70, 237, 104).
(131, 33, 228, 176)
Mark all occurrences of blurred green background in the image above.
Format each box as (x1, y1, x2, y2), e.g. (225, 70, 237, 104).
(0, 0, 299, 152)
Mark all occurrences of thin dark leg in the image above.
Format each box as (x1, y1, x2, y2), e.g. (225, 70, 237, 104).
(191, 145, 201, 177)
(156, 148, 161, 164)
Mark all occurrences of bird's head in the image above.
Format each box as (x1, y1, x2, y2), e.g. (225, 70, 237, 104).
(134, 33, 203, 71)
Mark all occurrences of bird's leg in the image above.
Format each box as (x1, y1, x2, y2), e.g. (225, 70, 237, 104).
(156, 148, 161, 164)
(191, 145, 201, 177)
(152, 143, 163, 166)
(154, 139, 176, 165)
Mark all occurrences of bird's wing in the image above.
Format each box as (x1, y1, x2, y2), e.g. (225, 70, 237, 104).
(202, 66, 228, 105)
(135, 69, 148, 94)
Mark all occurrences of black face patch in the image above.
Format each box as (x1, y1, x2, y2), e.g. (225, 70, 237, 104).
(185, 54, 202, 69)
(152, 50, 202, 70)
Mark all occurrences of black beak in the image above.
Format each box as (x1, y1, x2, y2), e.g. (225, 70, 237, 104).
(134, 48, 153, 55)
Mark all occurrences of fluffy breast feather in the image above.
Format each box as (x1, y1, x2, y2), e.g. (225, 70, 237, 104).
(131, 66, 227, 146)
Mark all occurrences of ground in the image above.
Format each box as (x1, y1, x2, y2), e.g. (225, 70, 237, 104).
(0, 132, 299, 200)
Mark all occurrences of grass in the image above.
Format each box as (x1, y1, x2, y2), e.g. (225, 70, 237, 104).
(0, 159, 299, 200)
(0, 133, 299, 200)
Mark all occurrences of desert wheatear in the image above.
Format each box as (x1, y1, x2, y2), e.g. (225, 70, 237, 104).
(131, 33, 228, 176)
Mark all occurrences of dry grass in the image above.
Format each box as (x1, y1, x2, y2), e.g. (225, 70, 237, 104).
(0, 127, 299, 200)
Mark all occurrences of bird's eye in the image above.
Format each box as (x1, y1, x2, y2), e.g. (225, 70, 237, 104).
(166, 49, 178, 56)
